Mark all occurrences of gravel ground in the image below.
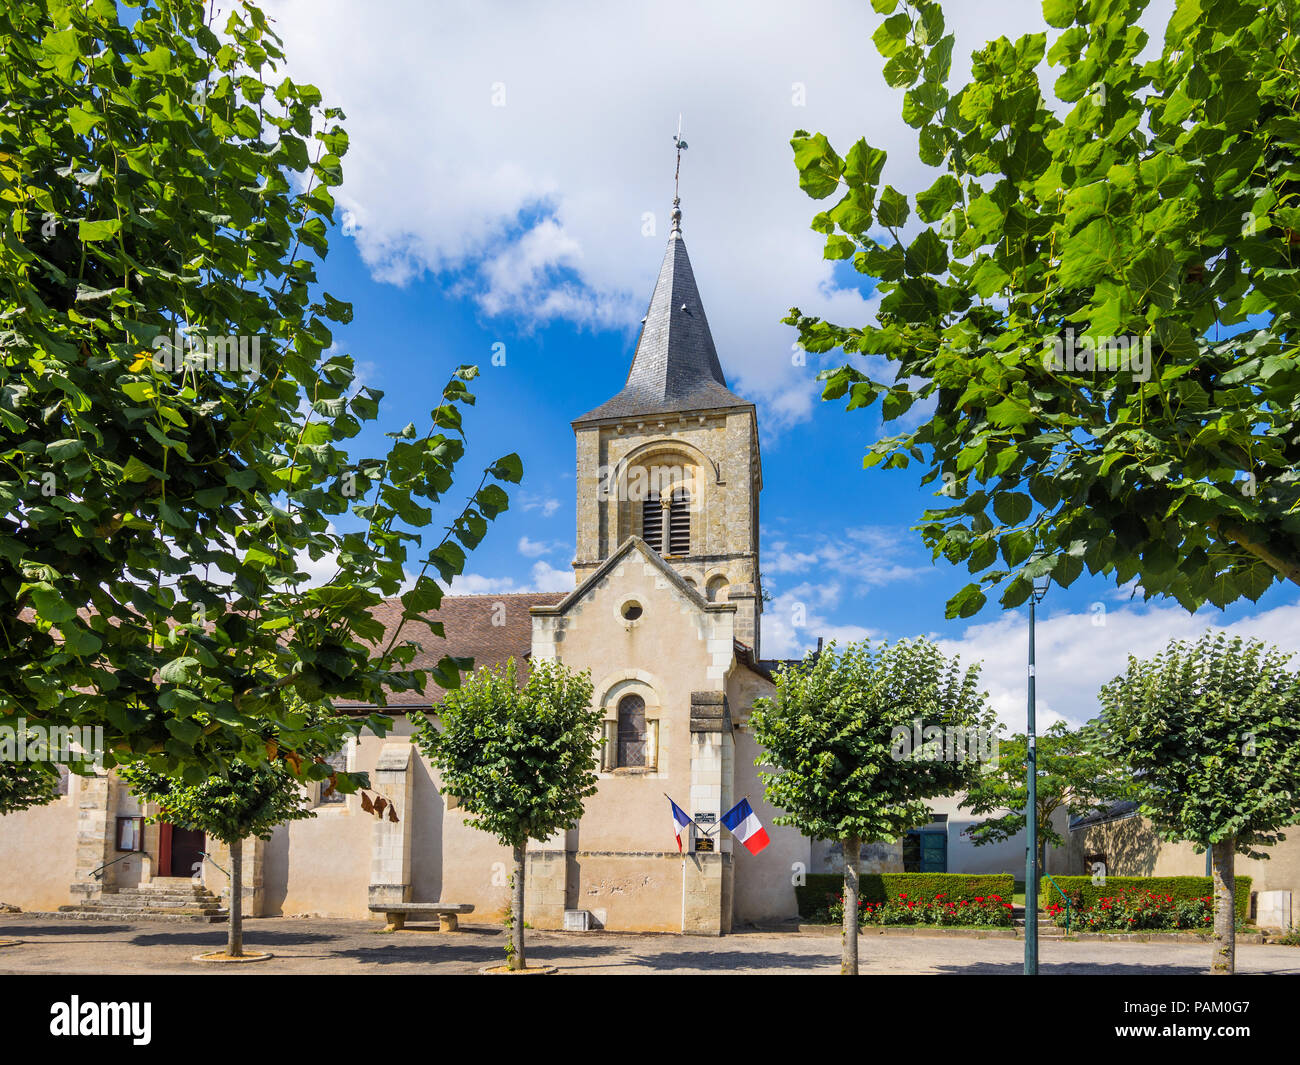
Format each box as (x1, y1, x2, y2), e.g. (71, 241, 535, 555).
(2, 915, 1298, 975)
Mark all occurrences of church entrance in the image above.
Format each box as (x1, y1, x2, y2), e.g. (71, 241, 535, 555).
(158, 823, 206, 879)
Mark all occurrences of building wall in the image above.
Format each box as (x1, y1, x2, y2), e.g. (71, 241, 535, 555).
(729, 665, 807, 925)
(573, 410, 762, 646)
(926, 794, 1071, 877)
(535, 543, 736, 931)
(1069, 813, 1300, 929)
(0, 778, 79, 912)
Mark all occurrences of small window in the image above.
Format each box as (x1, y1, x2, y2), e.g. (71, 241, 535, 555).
(621, 600, 643, 621)
(706, 575, 728, 602)
(116, 815, 145, 852)
(319, 745, 349, 805)
(616, 694, 647, 768)
(903, 830, 947, 873)
(642, 492, 663, 552)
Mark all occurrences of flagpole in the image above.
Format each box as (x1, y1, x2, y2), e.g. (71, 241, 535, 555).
(665, 792, 690, 933)
(680, 849, 686, 934)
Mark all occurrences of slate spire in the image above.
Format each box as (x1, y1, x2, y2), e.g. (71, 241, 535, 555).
(573, 200, 751, 424)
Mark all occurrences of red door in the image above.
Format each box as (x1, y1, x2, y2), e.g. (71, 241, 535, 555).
(159, 824, 206, 878)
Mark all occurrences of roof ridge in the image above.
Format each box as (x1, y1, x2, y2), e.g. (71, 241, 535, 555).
(382, 590, 567, 604)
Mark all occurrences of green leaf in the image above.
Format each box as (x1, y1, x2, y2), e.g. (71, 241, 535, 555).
(46, 439, 85, 462)
(42, 27, 82, 81)
(30, 586, 76, 624)
(1042, 0, 1077, 28)
(78, 218, 122, 242)
(824, 235, 857, 260)
(844, 139, 888, 188)
(159, 657, 201, 685)
(876, 186, 910, 228)
(873, 13, 913, 58)
(905, 228, 947, 275)
(792, 132, 844, 200)
(915, 174, 962, 223)
(946, 583, 988, 619)
(489, 453, 524, 483)
(993, 492, 1033, 526)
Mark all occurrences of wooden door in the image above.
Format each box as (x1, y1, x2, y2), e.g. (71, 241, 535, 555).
(163, 825, 206, 878)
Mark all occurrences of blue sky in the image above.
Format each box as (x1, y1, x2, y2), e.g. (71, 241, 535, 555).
(251, 0, 1300, 730)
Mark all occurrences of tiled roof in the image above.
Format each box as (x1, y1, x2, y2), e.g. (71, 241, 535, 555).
(574, 218, 752, 425)
(338, 591, 566, 711)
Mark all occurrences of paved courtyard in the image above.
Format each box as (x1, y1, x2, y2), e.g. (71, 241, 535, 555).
(2, 915, 1298, 975)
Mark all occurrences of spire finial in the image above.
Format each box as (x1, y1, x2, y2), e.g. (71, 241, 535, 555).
(672, 114, 688, 235)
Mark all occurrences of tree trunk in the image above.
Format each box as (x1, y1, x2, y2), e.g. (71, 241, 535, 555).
(841, 836, 860, 976)
(227, 841, 244, 958)
(1210, 837, 1235, 975)
(509, 842, 526, 971)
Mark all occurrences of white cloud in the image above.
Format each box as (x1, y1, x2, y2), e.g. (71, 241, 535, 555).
(528, 560, 575, 593)
(762, 524, 926, 588)
(260, 0, 1184, 430)
(444, 572, 521, 596)
(933, 600, 1300, 734)
(522, 496, 562, 518)
(516, 535, 561, 559)
(448, 559, 574, 596)
(759, 580, 882, 660)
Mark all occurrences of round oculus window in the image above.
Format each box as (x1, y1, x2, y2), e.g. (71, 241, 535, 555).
(621, 601, 643, 621)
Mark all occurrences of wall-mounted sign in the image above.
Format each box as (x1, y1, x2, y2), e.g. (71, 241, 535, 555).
(694, 835, 714, 853)
(695, 812, 716, 823)
(115, 815, 144, 852)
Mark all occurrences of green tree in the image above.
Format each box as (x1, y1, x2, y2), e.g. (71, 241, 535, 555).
(0, 1, 518, 775)
(962, 720, 1133, 873)
(785, 0, 1300, 618)
(1098, 633, 1300, 974)
(414, 658, 601, 971)
(750, 639, 993, 974)
(0, 761, 60, 816)
(118, 760, 310, 958)
(116, 698, 361, 958)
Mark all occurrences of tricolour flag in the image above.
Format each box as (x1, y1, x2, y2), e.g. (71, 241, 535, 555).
(668, 798, 692, 852)
(720, 798, 770, 855)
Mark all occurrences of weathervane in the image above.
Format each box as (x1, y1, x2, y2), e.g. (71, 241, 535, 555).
(672, 114, 688, 232)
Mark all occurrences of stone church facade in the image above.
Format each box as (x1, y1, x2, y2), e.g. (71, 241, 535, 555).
(5, 201, 1299, 932)
(0, 201, 815, 933)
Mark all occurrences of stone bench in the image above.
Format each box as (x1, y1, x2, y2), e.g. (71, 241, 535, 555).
(368, 902, 474, 932)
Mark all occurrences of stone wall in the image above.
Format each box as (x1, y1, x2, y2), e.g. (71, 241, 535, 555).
(573, 408, 762, 648)
(1069, 812, 1300, 930)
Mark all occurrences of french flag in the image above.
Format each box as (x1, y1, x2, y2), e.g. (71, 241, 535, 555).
(721, 798, 770, 855)
(668, 798, 692, 852)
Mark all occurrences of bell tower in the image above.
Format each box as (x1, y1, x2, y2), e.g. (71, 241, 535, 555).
(571, 197, 763, 649)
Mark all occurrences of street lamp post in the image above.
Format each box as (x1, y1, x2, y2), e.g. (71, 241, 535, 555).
(1025, 574, 1050, 976)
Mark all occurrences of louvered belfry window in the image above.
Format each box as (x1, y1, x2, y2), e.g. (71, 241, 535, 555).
(617, 694, 647, 767)
(642, 492, 664, 552)
(667, 489, 690, 555)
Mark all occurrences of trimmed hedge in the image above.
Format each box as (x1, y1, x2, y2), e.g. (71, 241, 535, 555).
(796, 872, 1016, 920)
(1041, 876, 1252, 921)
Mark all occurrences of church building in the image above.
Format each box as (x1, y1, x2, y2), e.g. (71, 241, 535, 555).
(0, 198, 815, 934)
(5, 199, 1298, 934)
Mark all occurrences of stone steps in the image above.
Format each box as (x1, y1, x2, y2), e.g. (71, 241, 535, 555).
(68, 901, 226, 914)
(46, 908, 228, 924)
(1015, 913, 1068, 938)
(56, 882, 228, 923)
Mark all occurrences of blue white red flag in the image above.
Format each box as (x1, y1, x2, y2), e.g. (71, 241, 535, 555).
(720, 798, 770, 855)
(668, 798, 692, 852)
